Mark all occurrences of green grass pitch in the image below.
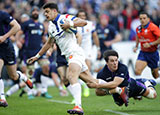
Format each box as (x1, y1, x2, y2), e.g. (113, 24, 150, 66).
(0, 84, 160, 115)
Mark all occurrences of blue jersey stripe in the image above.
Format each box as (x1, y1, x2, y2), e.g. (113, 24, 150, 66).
(71, 16, 76, 21)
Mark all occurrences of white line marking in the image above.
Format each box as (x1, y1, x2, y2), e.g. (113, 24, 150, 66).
(48, 99, 72, 105)
(104, 109, 135, 115)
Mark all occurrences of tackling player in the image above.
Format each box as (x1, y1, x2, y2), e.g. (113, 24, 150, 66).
(87, 50, 157, 106)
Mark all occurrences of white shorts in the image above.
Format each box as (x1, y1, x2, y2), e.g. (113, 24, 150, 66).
(67, 51, 88, 72)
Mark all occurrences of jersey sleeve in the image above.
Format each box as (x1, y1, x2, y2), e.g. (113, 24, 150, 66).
(48, 23, 54, 39)
(2, 11, 14, 24)
(116, 64, 128, 79)
(65, 14, 76, 21)
(91, 22, 96, 33)
(21, 21, 28, 33)
(110, 25, 119, 37)
(150, 23, 160, 38)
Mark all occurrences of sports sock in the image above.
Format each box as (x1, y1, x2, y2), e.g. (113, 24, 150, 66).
(145, 80, 152, 87)
(135, 75, 141, 78)
(71, 83, 82, 107)
(17, 71, 27, 82)
(6, 84, 20, 96)
(67, 85, 73, 95)
(115, 87, 122, 94)
(0, 79, 6, 100)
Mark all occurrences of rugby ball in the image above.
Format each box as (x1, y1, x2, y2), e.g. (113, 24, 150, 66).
(59, 18, 77, 33)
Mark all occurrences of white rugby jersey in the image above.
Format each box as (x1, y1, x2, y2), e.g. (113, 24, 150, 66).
(48, 14, 84, 58)
(77, 20, 96, 51)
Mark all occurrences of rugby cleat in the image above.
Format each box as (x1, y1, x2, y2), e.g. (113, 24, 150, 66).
(25, 79, 33, 89)
(120, 87, 129, 107)
(41, 92, 52, 99)
(0, 99, 8, 107)
(67, 106, 84, 115)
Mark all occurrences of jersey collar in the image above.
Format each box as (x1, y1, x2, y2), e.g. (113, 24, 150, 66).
(142, 22, 150, 29)
(52, 14, 60, 24)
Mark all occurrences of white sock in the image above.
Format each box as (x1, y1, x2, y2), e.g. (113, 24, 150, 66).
(17, 71, 27, 82)
(71, 83, 82, 107)
(67, 85, 73, 96)
(115, 87, 122, 95)
(6, 84, 20, 96)
(144, 81, 152, 87)
(0, 79, 6, 100)
(135, 75, 141, 78)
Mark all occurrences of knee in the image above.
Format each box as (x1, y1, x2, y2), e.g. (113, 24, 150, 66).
(152, 72, 159, 79)
(10, 73, 19, 81)
(145, 88, 157, 99)
(134, 69, 142, 75)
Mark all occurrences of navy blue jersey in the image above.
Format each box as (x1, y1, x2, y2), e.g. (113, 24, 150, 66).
(96, 24, 118, 54)
(0, 11, 16, 65)
(56, 45, 68, 68)
(21, 19, 44, 51)
(97, 62, 130, 87)
(33, 64, 57, 83)
(97, 62, 147, 105)
(0, 11, 13, 47)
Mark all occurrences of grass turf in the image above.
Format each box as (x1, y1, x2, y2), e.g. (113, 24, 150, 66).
(0, 84, 160, 115)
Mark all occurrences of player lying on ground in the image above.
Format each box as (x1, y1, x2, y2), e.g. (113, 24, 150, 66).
(88, 50, 157, 106)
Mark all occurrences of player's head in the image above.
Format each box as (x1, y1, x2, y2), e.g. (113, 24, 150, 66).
(103, 50, 119, 72)
(99, 14, 109, 27)
(43, 2, 59, 21)
(21, 13, 29, 23)
(76, 9, 88, 20)
(30, 6, 40, 20)
(139, 11, 150, 26)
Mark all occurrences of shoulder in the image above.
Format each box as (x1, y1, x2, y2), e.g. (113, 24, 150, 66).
(136, 25, 142, 32)
(118, 62, 128, 71)
(149, 22, 159, 30)
(97, 65, 109, 78)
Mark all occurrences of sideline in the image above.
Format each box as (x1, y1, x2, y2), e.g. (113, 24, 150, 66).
(48, 99, 72, 105)
(104, 109, 135, 115)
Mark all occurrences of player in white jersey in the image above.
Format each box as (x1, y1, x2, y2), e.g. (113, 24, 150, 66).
(76, 10, 100, 97)
(77, 10, 100, 71)
(27, 2, 99, 115)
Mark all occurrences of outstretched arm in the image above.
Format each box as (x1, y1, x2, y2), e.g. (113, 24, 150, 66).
(0, 19, 20, 43)
(61, 18, 87, 30)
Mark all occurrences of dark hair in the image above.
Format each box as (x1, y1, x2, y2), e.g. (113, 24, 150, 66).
(76, 9, 88, 19)
(139, 11, 150, 18)
(103, 50, 119, 62)
(43, 2, 58, 11)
